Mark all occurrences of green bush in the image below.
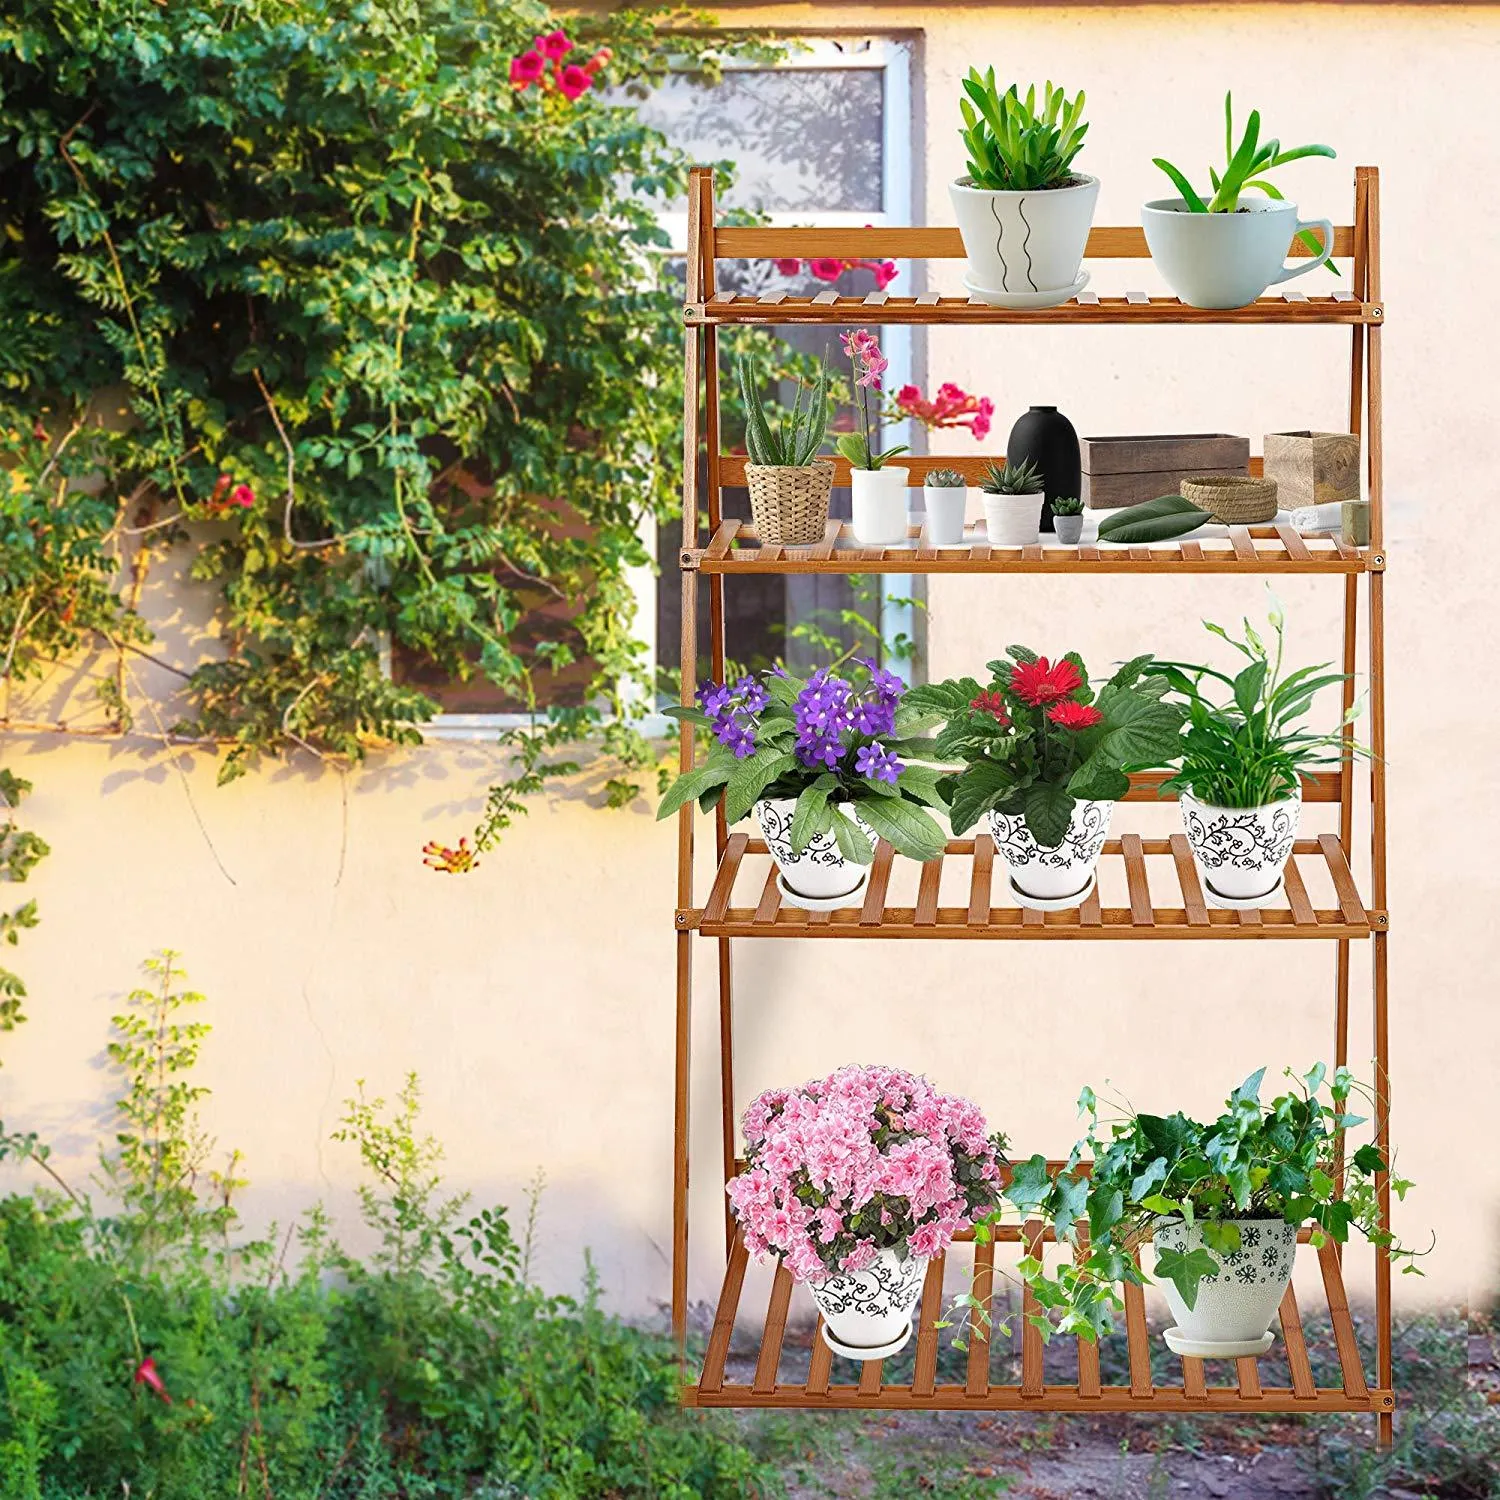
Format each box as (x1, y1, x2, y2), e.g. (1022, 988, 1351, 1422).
(0, 955, 773, 1497)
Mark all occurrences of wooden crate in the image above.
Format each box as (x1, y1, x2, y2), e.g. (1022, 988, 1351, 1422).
(1080, 433, 1249, 510)
(1264, 430, 1362, 509)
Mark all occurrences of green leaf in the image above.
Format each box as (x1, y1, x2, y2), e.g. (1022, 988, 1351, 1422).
(1093, 686, 1185, 769)
(656, 761, 732, 820)
(1020, 780, 1073, 849)
(945, 760, 1013, 835)
(1152, 1246, 1221, 1309)
(830, 808, 875, 864)
(856, 797, 947, 862)
(723, 749, 797, 824)
(788, 776, 837, 852)
(1006, 1154, 1052, 1213)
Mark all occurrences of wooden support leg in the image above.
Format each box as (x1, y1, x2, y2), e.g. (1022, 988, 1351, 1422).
(718, 935, 736, 1254)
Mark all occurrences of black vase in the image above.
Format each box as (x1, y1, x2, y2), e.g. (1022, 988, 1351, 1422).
(1006, 405, 1081, 535)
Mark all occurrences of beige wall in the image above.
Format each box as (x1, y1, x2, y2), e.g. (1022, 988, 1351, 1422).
(5, 5, 1499, 1325)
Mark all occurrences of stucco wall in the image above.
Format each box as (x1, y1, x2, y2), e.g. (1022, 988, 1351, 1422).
(5, 4, 1497, 1324)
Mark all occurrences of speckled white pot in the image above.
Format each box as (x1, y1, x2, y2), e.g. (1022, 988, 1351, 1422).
(1155, 1218, 1298, 1351)
(807, 1246, 928, 1358)
(755, 796, 874, 902)
(988, 798, 1112, 901)
(1181, 789, 1302, 901)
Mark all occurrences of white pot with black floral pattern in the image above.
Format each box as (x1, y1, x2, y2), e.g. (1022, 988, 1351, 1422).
(1180, 789, 1302, 904)
(807, 1245, 929, 1360)
(1155, 1218, 1298, 1358)
(988, 798, 1112, 907)
(755, 796, 875, 907)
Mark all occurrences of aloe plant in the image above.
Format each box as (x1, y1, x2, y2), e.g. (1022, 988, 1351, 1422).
(1153, 93, 1336, 268)
(959, 71, 1088, 192)
(980, 458, 1043, 495)
(736, 353, 830, 467)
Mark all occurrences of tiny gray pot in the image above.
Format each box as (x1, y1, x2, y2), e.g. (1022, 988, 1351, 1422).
(1053, 514, 1084, 545)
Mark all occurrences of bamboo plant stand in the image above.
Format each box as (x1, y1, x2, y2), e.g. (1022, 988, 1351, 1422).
(671, 167, 1392, 1444)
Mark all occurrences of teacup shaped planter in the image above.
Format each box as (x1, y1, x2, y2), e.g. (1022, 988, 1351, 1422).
(807, 1245, 929, 1360)
(1181, 789, 1302, 907)
(1155, 1218, 1299, 1359)
(756, 796, 875, 909)
(950, 175, 1099, 309)
(1142, 197, 1334, 310)
(988, 798, 1112, 909)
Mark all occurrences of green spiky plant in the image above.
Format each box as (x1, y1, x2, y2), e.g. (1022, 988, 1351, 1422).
(1153, 92, 1337, 269)
(1050, 495, 1083, 516)
(736, 353, 830, 467)
(959, 72, 1088, 191)
(980, 458, 1044, 495)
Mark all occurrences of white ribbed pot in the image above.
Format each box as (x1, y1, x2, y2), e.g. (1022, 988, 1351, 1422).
(1142, 198, 1335, 310)
(755, 796, 874, 904)
(806, 1245, 929, 1360)
(851, 466, 910, 545)
(1181, 788, 1302, 903)
(949, 175, 1099, 300)
(983, 493, 1042, 547)
(1155, 1218, 1298, 1358)
(922, 484, 969, 546)
(988, 798, 1112, 904)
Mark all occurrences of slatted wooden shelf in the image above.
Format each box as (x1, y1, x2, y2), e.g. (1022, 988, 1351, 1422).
(681, 833, 1375, 941)
(683, 518, 1371, 575)
(684, 1226, 1391, 1416)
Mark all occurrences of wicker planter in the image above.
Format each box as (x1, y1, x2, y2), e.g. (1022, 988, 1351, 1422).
(745, 459, 834, 545)
(1180, 474, 1278, 525)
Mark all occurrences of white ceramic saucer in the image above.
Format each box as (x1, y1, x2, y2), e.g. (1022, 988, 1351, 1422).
(1203, 875, 1285, 911)
(1163, 1327, 1276, 1359)
(962, 270, 1091, 310)
(1007, 871, 1097, 912)
(776, 869, 870, 912)
(820, 1323, 914, 1361)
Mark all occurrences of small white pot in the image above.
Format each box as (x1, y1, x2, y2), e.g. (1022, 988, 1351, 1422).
(807, 1245, 929, 1360)
(922, 484, 969, 546)
(983, 493, 1041, 547)
(1142, 197, 1335, 310)
(850, 465, 910, 545)
(949, 175, 1099, 299)
(988, 798, 1112, 903)
(1181, 789, 1302, 903)
(755, 796, 873, 903)
(1155, 1218, 1298, 1358)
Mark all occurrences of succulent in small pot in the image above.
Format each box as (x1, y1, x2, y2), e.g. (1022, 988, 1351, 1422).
(951, 72, 1096, 306)
(921, 467, 969, 547)
(965, 1066, 1419, 1357)
(729, 1064, 1008, 1360)
(736, 352, 833, 547)
(835, 329, 911, 545)
(1050, 494, 1084, 546)
(980, 458, 1044, 547)
(1158, 596, 1369, 906)
(905, 649, 1184, 907)
(1144, 93, 1337, 309)
(657, 660, 949, 908)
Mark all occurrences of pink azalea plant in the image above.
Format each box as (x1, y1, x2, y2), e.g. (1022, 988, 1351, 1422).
(509, 28, 609, 101)
(727, 1063, 1008, 1282)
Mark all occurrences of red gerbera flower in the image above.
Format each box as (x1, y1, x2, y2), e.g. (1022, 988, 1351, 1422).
(1009, 656, 1083, 707)
(1047, 699, 1103, 731)
(969, 689, 1009, 725)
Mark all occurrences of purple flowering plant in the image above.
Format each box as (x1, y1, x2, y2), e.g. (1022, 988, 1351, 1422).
(657, 660, 949, 862)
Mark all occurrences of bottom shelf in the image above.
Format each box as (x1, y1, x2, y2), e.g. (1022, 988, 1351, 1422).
(685, 1228, 1393, 1416)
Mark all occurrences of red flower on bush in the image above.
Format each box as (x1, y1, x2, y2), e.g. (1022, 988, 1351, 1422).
(808, 257, 844, 283)
(893, 381, 994, 440)
(510, 49, 545, 87)
(773, 257, 801, 276)
(555, 62, 590, 100)
(536, 28, 572, 59)
(134, 1356, 172, 1405)
(970, 689, 1009, 725)
(230, 483, 254, 509)
(1047, 699, 1103, 731)
(1010, 656, 1083, 707)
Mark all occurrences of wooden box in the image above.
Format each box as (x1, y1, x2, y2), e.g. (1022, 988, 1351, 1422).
(1079, 433, 1250, 510)
(1263, 430, 1361, 509)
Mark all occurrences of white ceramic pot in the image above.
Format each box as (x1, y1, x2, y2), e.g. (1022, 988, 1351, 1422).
(988, 798, 1112, 903)
(1181, 789, 1302, 903)
(983, 493, 1041, 547)
(1155, 1218, 1298, 1357)
(755, 796, 874, 904)
(807, 1245, 929, 1360)
(1053, 514, 1084, 546)
(1142, 197, 1335, 310)
(850, 465, 910, 545)
(949, 175, 1099, 300)
(922, 484, 969, 546)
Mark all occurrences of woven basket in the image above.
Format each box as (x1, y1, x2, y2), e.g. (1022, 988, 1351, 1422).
(746, 459, 834, 545)
(1180, 474, 1279, 525)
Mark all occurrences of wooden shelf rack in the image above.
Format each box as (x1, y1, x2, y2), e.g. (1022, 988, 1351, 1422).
(670, 167, 1392, 1444)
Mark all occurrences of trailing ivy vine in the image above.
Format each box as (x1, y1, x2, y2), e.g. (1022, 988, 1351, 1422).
(0, 0, 781, 830)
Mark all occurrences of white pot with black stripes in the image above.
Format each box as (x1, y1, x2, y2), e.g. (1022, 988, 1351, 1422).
(949, 175, 1099, 308)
